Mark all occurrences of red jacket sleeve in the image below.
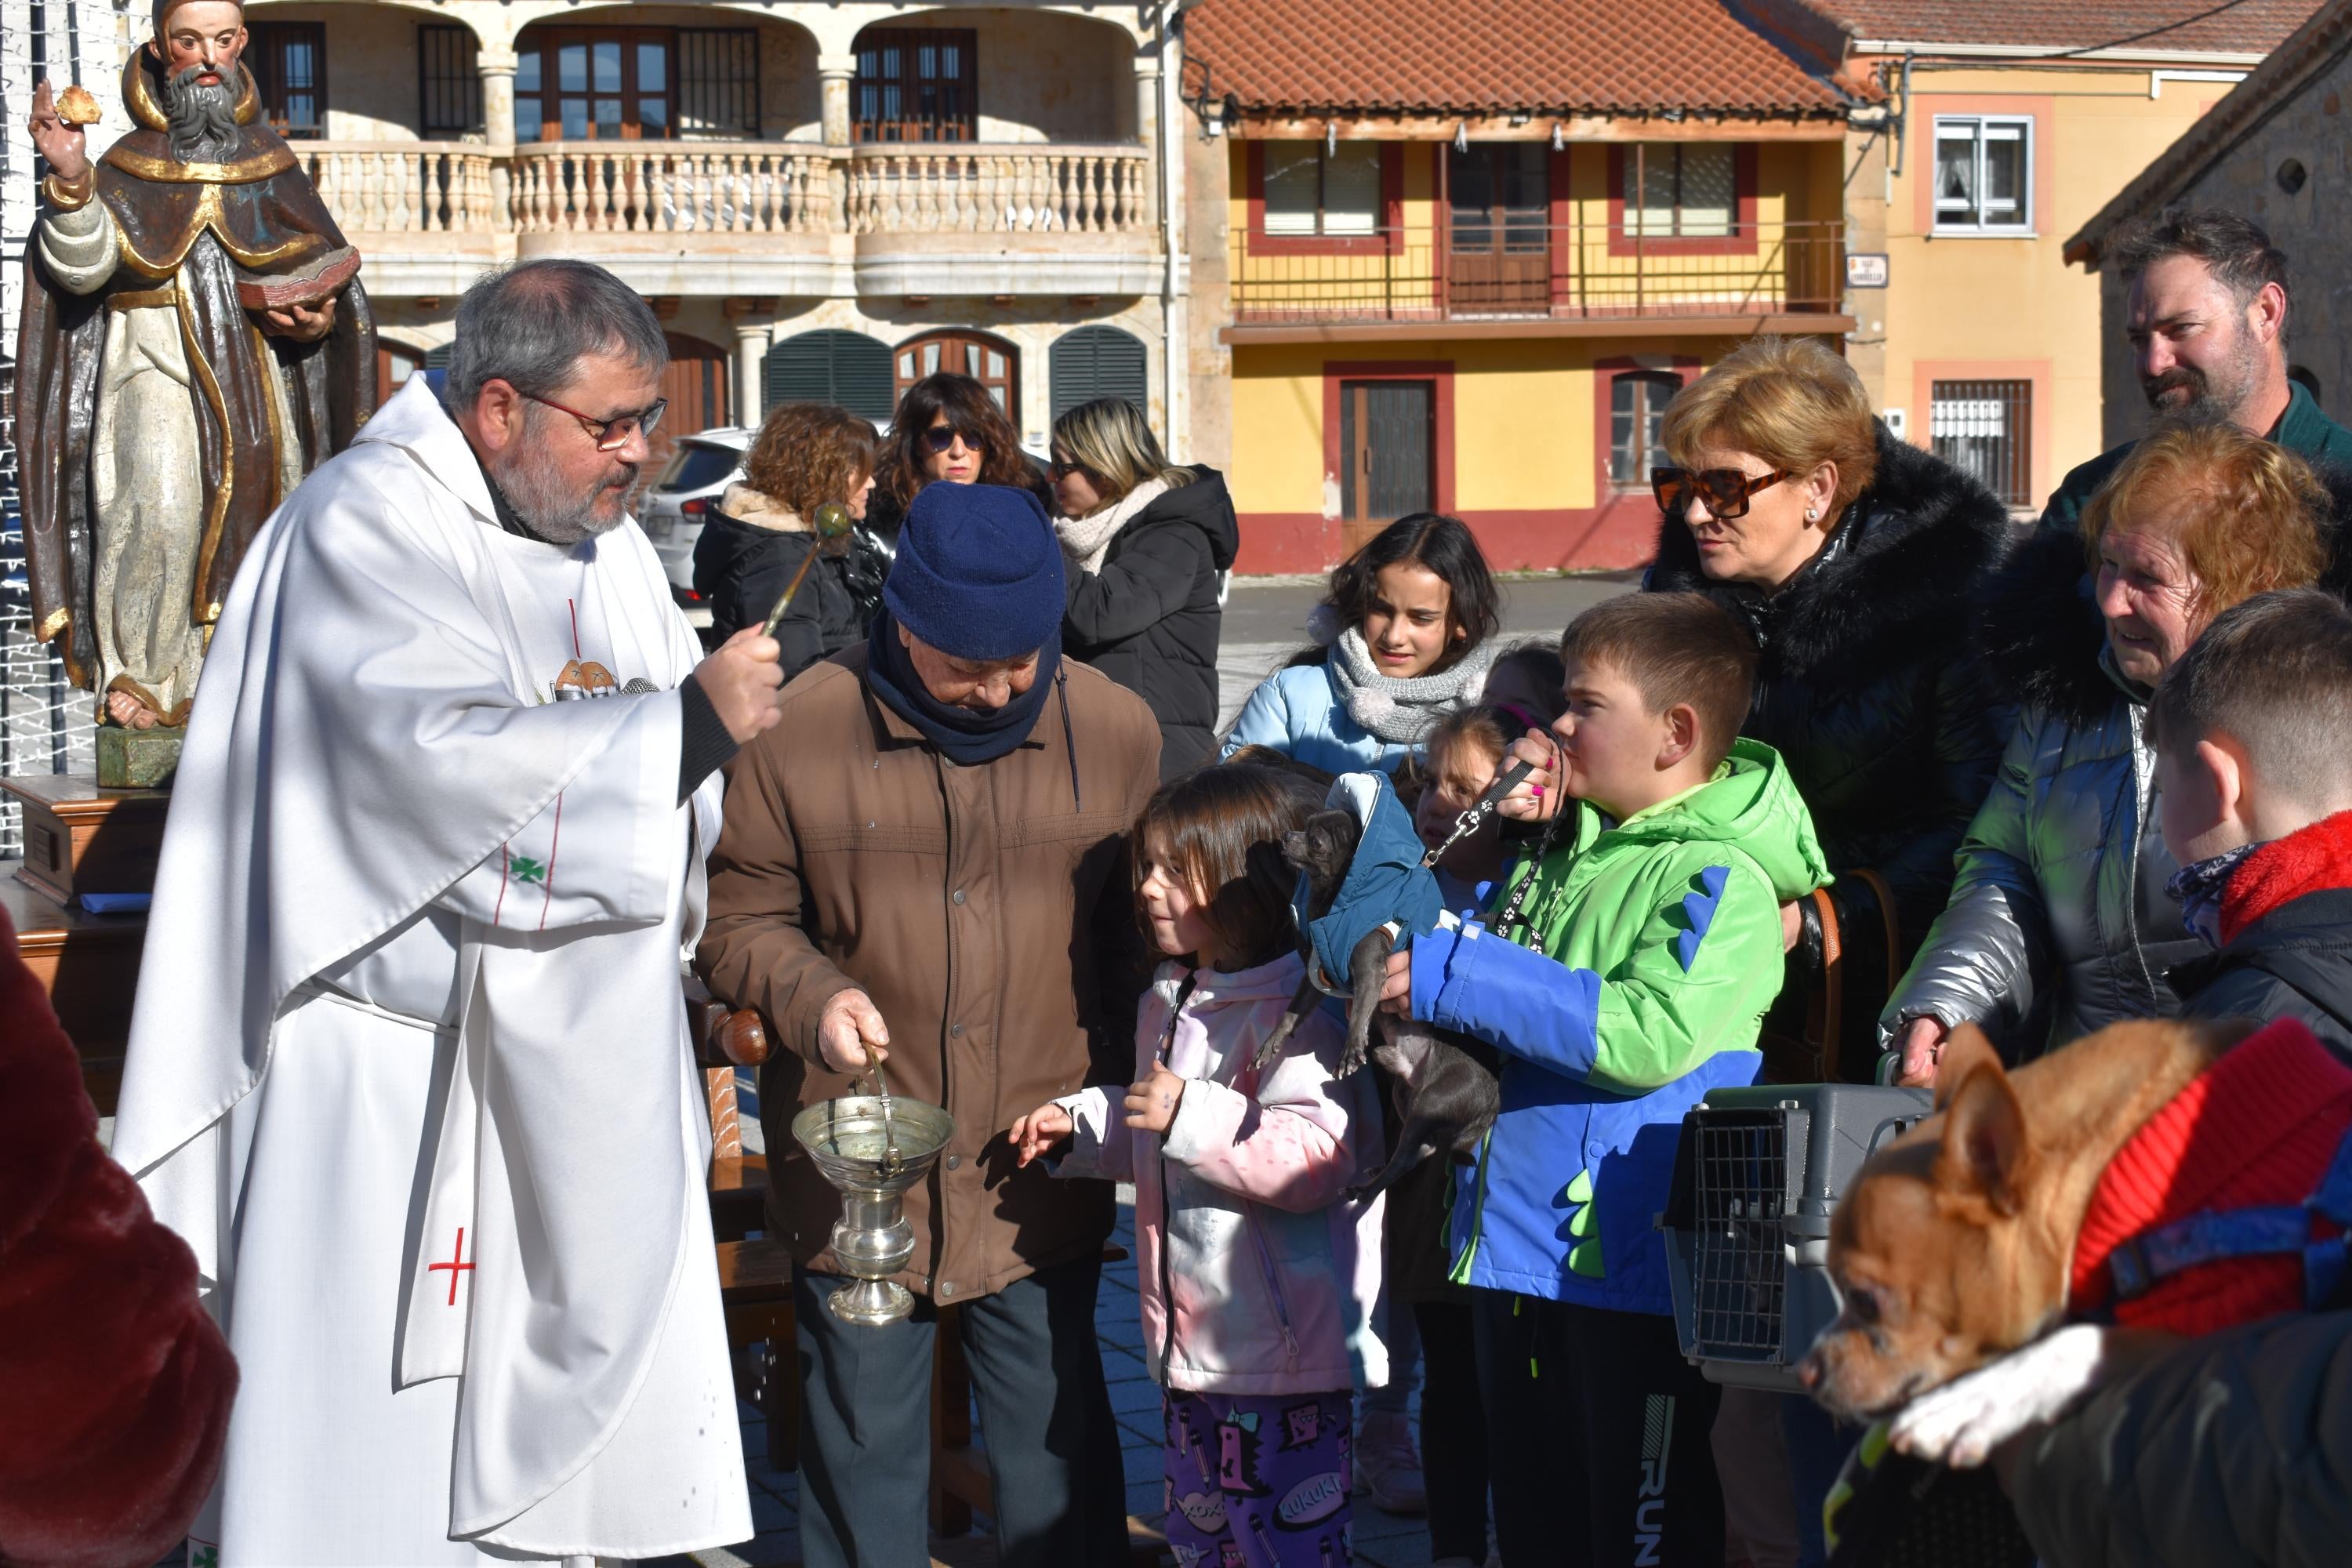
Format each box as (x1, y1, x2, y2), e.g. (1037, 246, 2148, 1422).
(0, 906, 238, 1568)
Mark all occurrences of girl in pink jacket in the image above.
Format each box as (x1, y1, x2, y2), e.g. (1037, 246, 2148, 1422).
(1012, 763, 1387, 1568)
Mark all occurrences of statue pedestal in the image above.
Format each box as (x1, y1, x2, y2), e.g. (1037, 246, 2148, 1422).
(96, 723, 184, 789)
(1, 873, 146, 1114)
(2, 774, 171, 904)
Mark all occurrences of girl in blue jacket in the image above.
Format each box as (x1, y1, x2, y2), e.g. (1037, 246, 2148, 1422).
(1222, 514, 1501, 775)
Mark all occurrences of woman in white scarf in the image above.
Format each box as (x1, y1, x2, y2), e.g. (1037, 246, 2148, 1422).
(1221, 514, 1502, 778)
(1054, 398, 1241, 779)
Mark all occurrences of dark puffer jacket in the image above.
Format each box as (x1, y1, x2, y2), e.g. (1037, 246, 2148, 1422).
(1647, 426, 2014, 1076)
(691, 484, 869, 681)
(1879, 526, 2196, 1060)
(1064, 467, 1240, 780)
(2008, 1308, 2352, 1568)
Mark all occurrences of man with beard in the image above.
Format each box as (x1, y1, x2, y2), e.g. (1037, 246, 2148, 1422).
(107, 260, 778, 1563)
(2039, 209, 2352, 532)
(20, 0, 374, 740)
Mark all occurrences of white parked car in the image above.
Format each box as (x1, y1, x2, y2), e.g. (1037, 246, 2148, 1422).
(638, 426, 756, 619)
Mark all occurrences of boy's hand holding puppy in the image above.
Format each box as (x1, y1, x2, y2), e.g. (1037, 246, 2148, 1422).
(1010, 1065, 1188, 1168)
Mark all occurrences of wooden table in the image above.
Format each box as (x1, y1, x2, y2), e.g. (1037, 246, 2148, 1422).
(2, 866, 147, 1115)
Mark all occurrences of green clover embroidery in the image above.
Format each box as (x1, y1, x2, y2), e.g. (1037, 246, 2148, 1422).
(509, 855, 547, 886)
(191, 1546, 220, 1568)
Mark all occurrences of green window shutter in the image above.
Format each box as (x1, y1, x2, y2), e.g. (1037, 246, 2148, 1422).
(764, 330, 894, 423)
(1048, 326, 1148, 423)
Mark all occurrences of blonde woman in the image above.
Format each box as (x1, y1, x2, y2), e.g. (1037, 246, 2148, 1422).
(1052, 397, 1238, 779)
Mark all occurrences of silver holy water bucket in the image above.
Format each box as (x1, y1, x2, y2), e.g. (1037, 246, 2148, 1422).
(789, 1092, 955, 1326)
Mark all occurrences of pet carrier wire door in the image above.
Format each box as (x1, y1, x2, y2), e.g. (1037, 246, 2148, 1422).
(1661, 1083, 1933, 1390)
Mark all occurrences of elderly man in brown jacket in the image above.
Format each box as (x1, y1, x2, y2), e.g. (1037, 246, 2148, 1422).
(699, 480, 1160, 1568)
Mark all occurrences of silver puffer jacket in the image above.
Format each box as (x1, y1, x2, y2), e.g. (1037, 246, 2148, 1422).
(1879, 532, 2201, 1058)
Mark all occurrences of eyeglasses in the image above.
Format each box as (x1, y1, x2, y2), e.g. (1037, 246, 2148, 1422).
(1650, 466, 1791, 521)
(1047, 457, 1091, 480)
(920, 425, 985, 455)
(525, 390, 667, 452)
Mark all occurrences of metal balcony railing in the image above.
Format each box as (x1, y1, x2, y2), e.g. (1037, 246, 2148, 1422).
(1228, 220, 1845, 325)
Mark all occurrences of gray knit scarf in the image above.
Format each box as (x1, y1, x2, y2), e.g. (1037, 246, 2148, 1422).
(1316, 614, 1494, 744)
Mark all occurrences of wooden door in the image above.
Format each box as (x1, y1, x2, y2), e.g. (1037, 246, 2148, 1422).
(1447, 144, 1549, 314)
(894, 332, 1016, 415)
(1339, 379, 1434, 554)
(642, 332, 731, 490)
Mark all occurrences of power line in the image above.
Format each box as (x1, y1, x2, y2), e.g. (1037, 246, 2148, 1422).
(2049, 0, 2262, 60)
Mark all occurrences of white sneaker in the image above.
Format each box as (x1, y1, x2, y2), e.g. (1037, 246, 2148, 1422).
(1353, 1410, 1427, 1514)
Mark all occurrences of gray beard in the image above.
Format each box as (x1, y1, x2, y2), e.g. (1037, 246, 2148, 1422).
(494, 412, 633, 544)
(163, 64, 240, 163)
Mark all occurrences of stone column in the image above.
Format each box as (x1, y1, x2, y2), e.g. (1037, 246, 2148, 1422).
(1132, 59, 1161, 227)
(478, 45, 519, 220)
(818, 53, 858, 147)
(724, 298, 772, 426)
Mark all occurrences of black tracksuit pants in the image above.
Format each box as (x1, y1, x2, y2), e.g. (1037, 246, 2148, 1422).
(1472, 1288, 1724, 1567)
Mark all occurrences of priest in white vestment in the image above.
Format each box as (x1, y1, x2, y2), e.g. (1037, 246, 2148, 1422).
(108, 260, 779, 1566)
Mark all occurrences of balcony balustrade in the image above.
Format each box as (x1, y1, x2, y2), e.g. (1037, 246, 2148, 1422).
(299, 140, 1152, 245)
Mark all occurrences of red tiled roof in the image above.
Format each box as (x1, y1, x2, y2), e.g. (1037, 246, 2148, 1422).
(1813, 0, 2325, 54)
(1180, 0, 1849, 118)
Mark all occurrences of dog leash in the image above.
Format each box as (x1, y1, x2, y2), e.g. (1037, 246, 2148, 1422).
(1419, 759, 1535, 870)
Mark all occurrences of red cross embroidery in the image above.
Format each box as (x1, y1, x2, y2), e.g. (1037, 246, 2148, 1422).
(428, 1226, 475, 1306)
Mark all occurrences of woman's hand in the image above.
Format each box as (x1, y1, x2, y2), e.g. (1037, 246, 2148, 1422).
(1123, 1064, 1187, 1134)
(1780, 900, 1804, 953)
(1010, 1103, 1073, 1167)
(1892, 1015, 1949, 1089)
(1494, 731, 1561, 822)
(1379, 946, 1413, 1016)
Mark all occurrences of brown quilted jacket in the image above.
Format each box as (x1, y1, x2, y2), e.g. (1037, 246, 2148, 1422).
(696, 644, 1160, 1304)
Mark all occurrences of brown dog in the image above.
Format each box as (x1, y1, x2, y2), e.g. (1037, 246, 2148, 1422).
(1798, 1016, 2257, 1460)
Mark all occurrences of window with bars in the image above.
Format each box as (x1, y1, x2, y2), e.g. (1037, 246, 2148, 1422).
(1933, 116, 2033, 234)
(853, 28, 977, 143)
(417, 24, 482, 139)
(1622, 143, 1736, 238)
(248, 21, 327, 139)
(677, 30, 760, 139)
(1610, 371, 1682, 488)
(1931, 379, 2032, 507)
(1261, 143, 1382, 238)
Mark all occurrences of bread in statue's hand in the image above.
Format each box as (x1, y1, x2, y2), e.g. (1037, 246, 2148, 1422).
(55, 83, 101, 125)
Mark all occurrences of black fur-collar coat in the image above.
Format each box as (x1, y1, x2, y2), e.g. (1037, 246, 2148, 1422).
(1648, 426, 2017, 972)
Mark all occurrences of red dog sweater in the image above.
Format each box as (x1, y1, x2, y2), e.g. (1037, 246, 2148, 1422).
(2071, 1015, 2352, 1333)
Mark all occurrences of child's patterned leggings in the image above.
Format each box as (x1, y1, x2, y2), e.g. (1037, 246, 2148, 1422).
(1161, 1388, 1353, 1568)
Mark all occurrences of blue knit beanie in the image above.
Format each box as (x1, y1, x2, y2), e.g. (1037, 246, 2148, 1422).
(884, 482, 1067, 661)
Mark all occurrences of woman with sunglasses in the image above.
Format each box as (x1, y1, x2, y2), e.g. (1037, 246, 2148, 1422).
(1051, 397, 1238, 779)
(1622, 335, 2016, 1088)
(869, 372, 1053, 537)
(693, 401, 880, 678)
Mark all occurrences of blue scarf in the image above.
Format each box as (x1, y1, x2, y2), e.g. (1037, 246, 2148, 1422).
(2167, 841, 2264, 948)
(864, 607, 1061, 766)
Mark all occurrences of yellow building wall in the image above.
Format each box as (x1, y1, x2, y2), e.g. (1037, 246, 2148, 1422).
(1867, 63, 2237, 506)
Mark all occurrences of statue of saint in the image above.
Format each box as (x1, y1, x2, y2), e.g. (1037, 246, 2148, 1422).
(17, 0, 375, 735)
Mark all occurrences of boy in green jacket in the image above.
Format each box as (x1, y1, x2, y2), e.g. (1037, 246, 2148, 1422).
(1381, 592, 1829, 1567)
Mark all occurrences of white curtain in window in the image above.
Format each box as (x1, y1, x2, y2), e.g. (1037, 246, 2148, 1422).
(1322, 144, 1381, 236)
(1264, 143, 1321, 235)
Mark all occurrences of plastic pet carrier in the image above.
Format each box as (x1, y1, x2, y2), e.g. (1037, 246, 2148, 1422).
(1660, 1082, 1933, 1391)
